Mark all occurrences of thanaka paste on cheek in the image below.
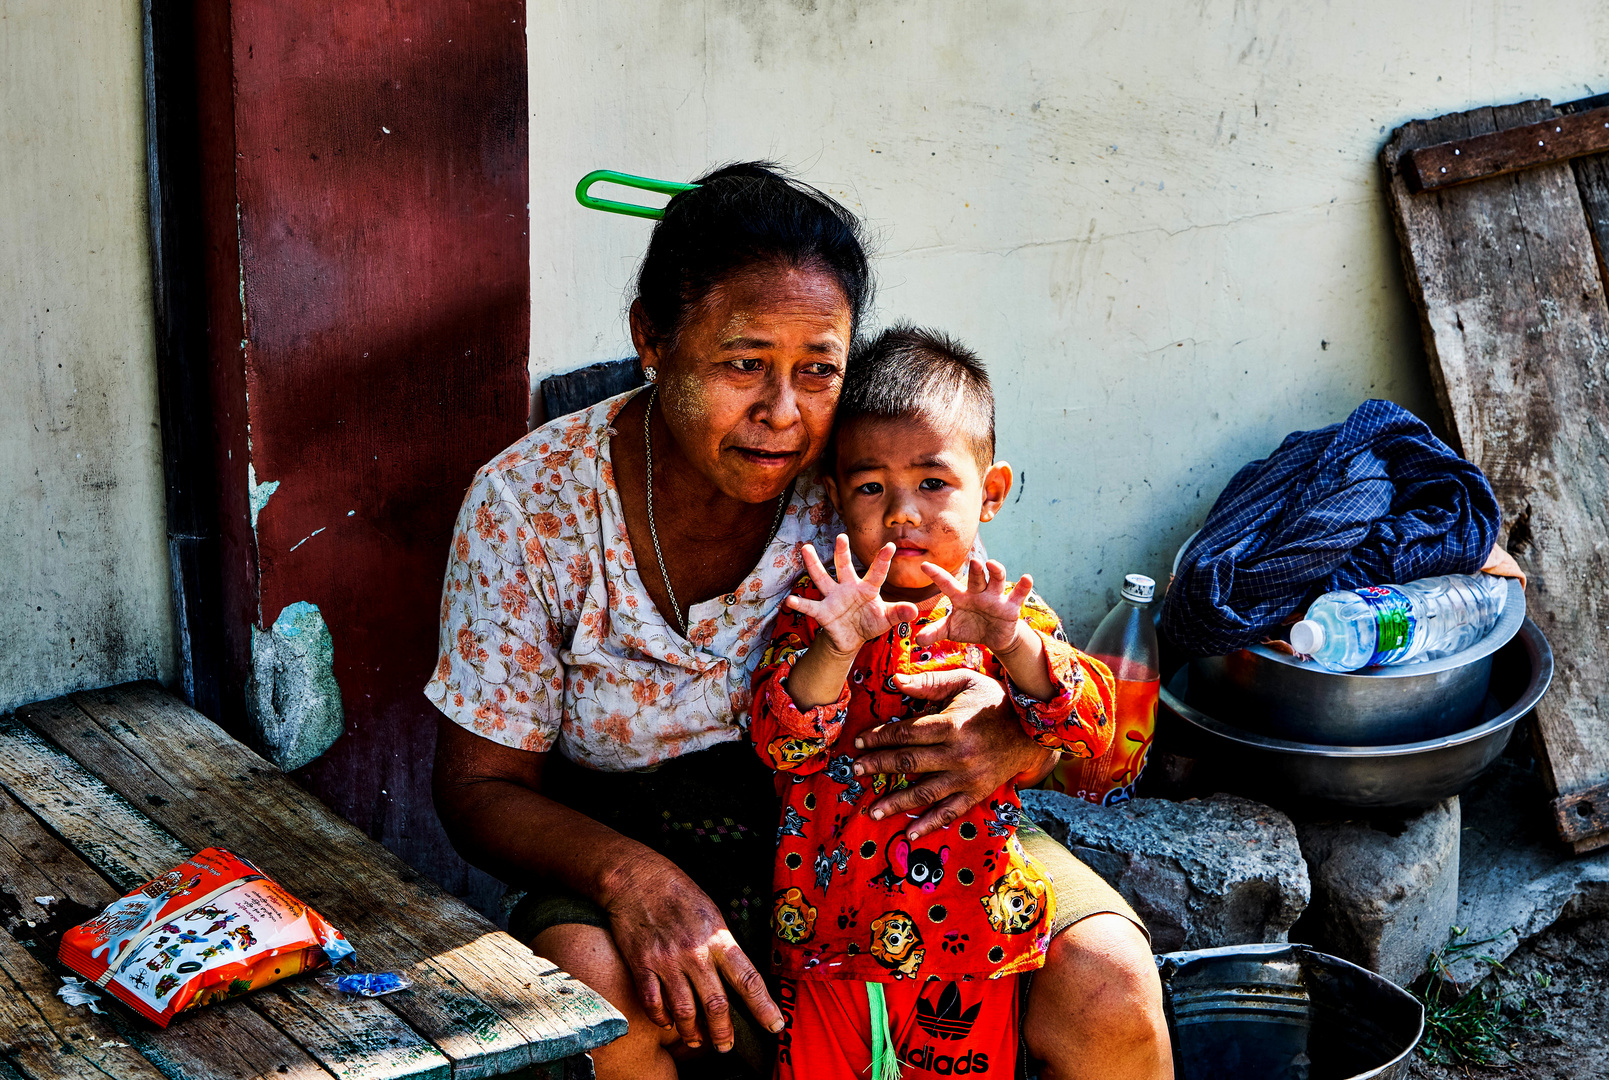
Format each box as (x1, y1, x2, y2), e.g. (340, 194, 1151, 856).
(658, 363, 709, 435)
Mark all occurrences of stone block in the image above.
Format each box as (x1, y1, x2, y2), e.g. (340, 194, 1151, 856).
(1293, 797, 1459, 988)
(1441, 758, 1609, 993)
(1021, 790, 1310, 953)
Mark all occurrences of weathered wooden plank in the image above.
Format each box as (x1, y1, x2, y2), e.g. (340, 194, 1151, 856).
(249, 984, 450, 1080)
(16, 685, 625, 1077)
(123, 1018, 337, 1080)
(1552, 779, 1609, 843)
(0, 716, 458, 1079)
(0, 926, 169, 1080)
(1572, 151, 1609, 290)
(1405, 104, 1609, 192)
(0, 711, 192, 890)
(539, 358, 640, 424)
(0, 793, 111, 949)
(1384, 100, 1609, 850)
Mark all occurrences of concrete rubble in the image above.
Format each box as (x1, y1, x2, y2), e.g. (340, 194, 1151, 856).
(1021, 789, 1310, 953)
(1293, 797, 1460, 987)
(1438, 757, 1609, 993)
(247, 600, 345, 772)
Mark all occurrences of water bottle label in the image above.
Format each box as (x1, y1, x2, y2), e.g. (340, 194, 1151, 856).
(1356, 586, 1413, 665)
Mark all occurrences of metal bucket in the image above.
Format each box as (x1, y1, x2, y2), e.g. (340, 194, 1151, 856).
(1185, 577, 1526, 746)
(1159, 943, 1424, 1080)
(1158, 618, 1553, 810)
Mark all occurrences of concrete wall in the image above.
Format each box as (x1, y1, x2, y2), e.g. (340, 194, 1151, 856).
(530, 0, 1609, 634)
(1, 0, 176, 711)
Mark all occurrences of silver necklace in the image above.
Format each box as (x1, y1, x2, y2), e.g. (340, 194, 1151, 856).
(643, 386, 791, 637)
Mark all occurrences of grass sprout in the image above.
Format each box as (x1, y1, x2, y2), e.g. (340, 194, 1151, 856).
(1416, 927, 1542, 1067)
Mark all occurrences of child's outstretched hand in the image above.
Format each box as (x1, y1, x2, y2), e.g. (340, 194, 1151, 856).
(914, 556, 1033, 653)
(786, 535, 921, 656)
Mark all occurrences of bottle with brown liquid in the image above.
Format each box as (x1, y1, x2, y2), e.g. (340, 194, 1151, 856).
(1045, 574, 1159, 806)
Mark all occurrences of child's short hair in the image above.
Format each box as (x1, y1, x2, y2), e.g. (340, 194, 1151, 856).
(837, 324, 995, 469)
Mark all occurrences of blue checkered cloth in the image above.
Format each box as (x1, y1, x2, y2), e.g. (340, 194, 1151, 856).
(1161, 399, 1501, 657)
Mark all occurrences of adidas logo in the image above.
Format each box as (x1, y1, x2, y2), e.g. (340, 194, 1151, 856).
(915, 981, 981, 1040)
(902, 1045, 991, 1074)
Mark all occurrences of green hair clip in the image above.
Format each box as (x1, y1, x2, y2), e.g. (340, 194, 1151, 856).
(575, 170, 699, 220)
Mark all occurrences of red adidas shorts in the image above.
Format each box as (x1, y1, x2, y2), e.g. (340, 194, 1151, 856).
(775, 974, 1019, 1079)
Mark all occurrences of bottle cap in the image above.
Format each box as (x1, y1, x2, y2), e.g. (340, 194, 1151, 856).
(1121, 574, 1156, 604)
(1289, 620, 1324, 655)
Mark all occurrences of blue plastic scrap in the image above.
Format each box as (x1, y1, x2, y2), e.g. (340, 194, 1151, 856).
(1161, 399, 1501, 657)
(317, 971, 412, 997)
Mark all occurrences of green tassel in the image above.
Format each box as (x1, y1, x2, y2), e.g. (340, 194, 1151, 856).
(866, 982, 903, 1080)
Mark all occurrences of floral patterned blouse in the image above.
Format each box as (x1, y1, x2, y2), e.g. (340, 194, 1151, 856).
(425, 390, 837, 771)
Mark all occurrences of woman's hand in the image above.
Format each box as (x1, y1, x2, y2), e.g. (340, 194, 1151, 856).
(433, 722, 781, 1055)
(914, 556, 1034, 654)
(599, 848, 783, 1054)
(849, 667, 1055, 840)
(785, 536, 920, 655)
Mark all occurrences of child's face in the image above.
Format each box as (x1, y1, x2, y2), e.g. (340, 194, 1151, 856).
(825, 414, 1012, 598)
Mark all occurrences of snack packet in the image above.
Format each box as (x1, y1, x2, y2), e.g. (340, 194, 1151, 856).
(59, 848, 353, 1027)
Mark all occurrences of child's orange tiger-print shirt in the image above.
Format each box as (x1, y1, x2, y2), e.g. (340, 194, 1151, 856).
(750, 573, 1116, 984)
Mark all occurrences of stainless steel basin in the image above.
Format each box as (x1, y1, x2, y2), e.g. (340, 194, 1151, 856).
(1158, 618, 1552, 810)
(1159, 943, 1424, 1080)
(1187, 577, 1525, 746)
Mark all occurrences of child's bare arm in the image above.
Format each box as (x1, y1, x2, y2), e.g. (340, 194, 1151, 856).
(782, 535, 919, 709)
(988, 623, 1058, 701)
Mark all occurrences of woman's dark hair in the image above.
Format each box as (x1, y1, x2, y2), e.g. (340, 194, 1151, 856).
(634, 162, 872, 348)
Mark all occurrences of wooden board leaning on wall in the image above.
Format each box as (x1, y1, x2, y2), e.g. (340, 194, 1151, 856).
(1382, 94, 1609, 854)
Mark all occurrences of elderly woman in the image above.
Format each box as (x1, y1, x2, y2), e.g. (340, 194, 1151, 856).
(429, 163, 1170, 1080)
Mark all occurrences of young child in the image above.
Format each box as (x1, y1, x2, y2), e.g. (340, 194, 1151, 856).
(751, 325, 1117, 1079)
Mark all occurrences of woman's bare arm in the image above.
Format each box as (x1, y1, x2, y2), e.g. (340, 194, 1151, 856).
(433, 718, 640, 893)
(432, 719, 784, 1052)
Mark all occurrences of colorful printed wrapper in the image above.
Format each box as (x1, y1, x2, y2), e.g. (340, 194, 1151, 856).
(58, 848, 354, 1027)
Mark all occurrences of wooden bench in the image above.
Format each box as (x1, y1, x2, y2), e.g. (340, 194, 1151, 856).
(0, 682, 625, 1079)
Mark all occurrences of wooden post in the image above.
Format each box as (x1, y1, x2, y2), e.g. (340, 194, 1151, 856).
(188, 0, 529, 903)
(1383, 99, 1609, 853)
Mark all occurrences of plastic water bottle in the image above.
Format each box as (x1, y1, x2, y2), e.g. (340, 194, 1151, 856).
(1288, 573, 1508, 673)
(1046, 574, 1159, 806)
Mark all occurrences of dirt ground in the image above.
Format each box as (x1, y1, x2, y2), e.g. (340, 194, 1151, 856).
(1409, 914, 1609, 1079)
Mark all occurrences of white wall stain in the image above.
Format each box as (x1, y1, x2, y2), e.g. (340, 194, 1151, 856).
(528, 0, 1609, 633)
(247, 600, 344, 771)
(246, 462, 279, 531)
(287, 526, 326, 552)
(0, 0, 175, 712)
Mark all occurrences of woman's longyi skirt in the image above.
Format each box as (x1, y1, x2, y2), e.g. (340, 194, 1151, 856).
(509, 742, 1146, 957)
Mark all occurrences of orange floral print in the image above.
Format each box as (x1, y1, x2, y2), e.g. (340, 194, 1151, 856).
(424, 391, 835, 771)
(499, 579, 529, 621)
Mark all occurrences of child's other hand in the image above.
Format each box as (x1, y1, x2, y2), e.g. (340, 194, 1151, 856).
(914, 557, 1032, 654)
(785, 536, 920, 656)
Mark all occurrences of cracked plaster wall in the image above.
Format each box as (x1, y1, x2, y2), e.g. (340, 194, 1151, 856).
(530, 0, 1609, 631)
(0, 0, 176, 711)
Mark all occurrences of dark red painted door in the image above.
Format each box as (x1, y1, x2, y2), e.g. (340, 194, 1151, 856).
(195, 0, 528, 911)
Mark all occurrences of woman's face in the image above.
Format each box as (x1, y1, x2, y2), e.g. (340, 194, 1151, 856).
(633, 265, 852, 505)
